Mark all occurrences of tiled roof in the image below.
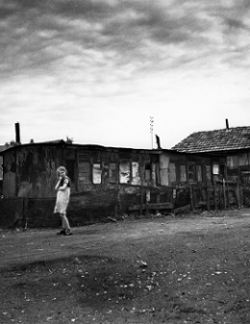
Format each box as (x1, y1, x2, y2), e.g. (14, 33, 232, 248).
(172, 127, 250, 153)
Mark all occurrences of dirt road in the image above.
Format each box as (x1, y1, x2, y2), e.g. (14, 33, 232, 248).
(1, 209, 250, 323)
(1, 210, 249, 270)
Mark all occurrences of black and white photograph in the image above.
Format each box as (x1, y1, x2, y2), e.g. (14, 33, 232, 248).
(1, 0, 250, 323)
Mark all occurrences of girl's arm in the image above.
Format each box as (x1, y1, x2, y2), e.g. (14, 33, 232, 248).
(55, 178, 62, 190)
(57, 178, 69, 191)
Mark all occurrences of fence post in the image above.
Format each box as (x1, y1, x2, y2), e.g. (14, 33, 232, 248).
(223, 179, 227, 209)
(190, 185, 194, 211)
(214, 182, 218, 210)
(225, 166, 229, 209)
(206, 185, 210, 210)
(145, 189, 150, 216)
(140, 185, 143, 216)
(236, 180, 242, 208)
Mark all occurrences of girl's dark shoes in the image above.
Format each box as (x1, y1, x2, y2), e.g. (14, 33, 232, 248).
(56, 229, 73, 236)
(57, 229, 66, 235)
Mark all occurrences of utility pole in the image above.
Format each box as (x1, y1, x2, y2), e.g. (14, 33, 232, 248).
(150, 116, 154, 149)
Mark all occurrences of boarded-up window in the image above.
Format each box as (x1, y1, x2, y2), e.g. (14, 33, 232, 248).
(131, 162, 141, 185)
(212, 163, 219, 175)
(78, 162, 91, 184)
(109, 163, 117, 183)
(180, 164, 187, 182)
(119, 161, 131, 184)
(169, 163, 176, 183)
(197, 165, 202, 183)
(206, 165, 211, 182)
(188, 163, 195, 181)
(93, 164, 102, 184)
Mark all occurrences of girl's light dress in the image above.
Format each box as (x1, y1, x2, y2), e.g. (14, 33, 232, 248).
(54, 177, 70, 214)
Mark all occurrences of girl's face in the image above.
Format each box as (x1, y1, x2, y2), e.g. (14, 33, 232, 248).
(58, 171, 66, 178)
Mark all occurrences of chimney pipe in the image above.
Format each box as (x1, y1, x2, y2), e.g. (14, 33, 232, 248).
(15, 122, 21, 144)
(226, 119, 229, 130)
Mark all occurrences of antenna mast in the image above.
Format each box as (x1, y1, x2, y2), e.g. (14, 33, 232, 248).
(150, 116, 154, 149)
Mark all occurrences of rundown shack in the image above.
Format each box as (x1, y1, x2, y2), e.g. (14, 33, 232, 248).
(173, 126, 250, 209)
(0, 140, 235, 228)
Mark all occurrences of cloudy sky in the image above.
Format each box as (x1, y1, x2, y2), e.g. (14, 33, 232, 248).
(1, 0, 250, 149)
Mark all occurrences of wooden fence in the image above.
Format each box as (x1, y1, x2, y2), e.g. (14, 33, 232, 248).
(0, 181, 248, 229)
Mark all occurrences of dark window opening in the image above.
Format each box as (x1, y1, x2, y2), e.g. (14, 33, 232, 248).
(145, 163, 151, 181)
(66, 160, 75, 183)
(180, 164, 187, 182)
(109, 163, 117, 183)
(188, 163, 195, 182)
(197, 165, 202, 183)
(206, 165, 211, 182)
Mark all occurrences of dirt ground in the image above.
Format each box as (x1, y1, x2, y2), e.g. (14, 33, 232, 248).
(1, 209, 250, 324)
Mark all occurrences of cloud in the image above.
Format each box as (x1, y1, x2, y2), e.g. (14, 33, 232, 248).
(1, 0, 250, 90)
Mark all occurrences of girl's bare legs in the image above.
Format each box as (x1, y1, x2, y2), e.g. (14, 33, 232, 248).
(57, 213, 72, 235)
(61, 213, 70, 231)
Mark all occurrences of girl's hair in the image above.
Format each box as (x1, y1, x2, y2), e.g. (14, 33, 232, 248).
(57, 166, 67, 174)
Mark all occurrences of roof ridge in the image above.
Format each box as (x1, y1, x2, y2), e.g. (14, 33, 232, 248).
(189, 125, 250, 135)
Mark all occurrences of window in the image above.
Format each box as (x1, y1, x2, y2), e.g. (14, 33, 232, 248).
(119, 161, 131, 184)
(227, 156, 238, 168)
(145, 163, 151, 182)
(212, 163, 219, 175)
(238, 153, 249, 166)
(131, 162, 141, 185)
(169, 163, 176, 183)
(188, 163, 195, 182)
(109, 163, 117, 183)
(78, 162, 91, 184)
(93, 164, 102, 184)
(206, 165, 211, 182)
(197, 165, 202, 183)
(239, 153, 248, 166)
(78, 151, 91, 184)
(180, 164, 187, 182)
(66, 160, 75, 183)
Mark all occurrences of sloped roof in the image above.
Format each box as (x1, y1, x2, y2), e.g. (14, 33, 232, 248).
(0, 145, 9, 152)
(39, 139, 66, 144)
(172, 126, 250, 153)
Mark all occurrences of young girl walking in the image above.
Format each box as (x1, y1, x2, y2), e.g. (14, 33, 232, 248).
(54, 166, 72, 236)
